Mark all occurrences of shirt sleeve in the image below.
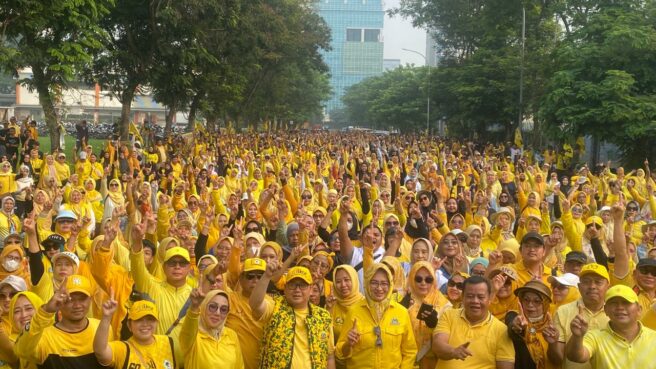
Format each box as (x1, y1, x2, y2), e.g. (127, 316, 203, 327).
(554, 308, 567, 343)
(582, 330, 597, 359)
(494, 322, 516, 362)
(257, 299, 275, 324)
(109, 341, 128, 367)
(434, 308, 452, 335)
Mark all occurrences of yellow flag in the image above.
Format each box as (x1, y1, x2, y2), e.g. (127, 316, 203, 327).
(129, 122, 143, 144)
(576, 136, 585, 155)
(514, 127, 523, 148)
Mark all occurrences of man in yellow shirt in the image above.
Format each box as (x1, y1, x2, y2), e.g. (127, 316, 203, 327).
(432, 275, 515, 369)
(225, 258, 273, 369)
(250, 263, 335, 369)
(566, 285, 656, 368)
(510, 232, 554, 286)
(15, 275, 109, 369)
(548, 263, 610, 369)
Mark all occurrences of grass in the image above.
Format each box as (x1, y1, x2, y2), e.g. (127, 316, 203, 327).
(37, 136, 106, 160)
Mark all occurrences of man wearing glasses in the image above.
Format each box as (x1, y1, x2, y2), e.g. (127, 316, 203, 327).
(250, 263, 335, 369)
(433, 275, 515, 369)
(225, 258, 273, 369)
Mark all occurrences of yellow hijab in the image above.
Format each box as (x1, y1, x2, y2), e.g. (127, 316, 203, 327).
(332, 265, 363, 307)
(8, 291, 43, 339)
(364, 263, 394, 323)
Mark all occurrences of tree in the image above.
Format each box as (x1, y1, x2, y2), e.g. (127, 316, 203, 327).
(0, 0, 113, 151)
(540, 0, 656, 165)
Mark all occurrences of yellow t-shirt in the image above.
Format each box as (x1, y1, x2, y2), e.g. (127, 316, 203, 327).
(108, 335, 176, 369)
(434, 308, 515, 369)
(226, 292, 272, 369)
(583, 323, 656, 369)
(553, 299, 609, 369)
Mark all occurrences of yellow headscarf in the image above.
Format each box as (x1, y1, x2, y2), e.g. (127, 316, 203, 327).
(107, 179, 126, 207)
(364, 263, 394, 323)
(332, 265, 363, 307)
(8, 291, 43, 339)
(199, 290, 230, 339)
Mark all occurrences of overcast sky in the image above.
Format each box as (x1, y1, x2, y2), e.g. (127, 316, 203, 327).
(383, 0, 427, 66)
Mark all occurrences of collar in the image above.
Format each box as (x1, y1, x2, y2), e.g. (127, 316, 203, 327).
(604, 321, 645, 343)
(458, 308, 492, 327)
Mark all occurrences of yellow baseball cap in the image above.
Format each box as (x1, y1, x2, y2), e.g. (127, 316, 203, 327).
(579, 263, 610, 282)
(164, 246, 190, 263)
(243, 258, 266, 273)
(605, 285, 639, 303)
(66, 275, 92, 296)
(286, 266, 312, 284)
(128, 300, 159, 321)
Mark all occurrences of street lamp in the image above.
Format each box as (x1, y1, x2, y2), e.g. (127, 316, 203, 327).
(402, 48, 430, 135)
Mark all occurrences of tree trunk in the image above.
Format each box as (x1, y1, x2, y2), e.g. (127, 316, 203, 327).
(187, 92, 202, 131)
(32, 67, 60, 153)
(164, 105, 176, 133)
(119, 86, 137, 141)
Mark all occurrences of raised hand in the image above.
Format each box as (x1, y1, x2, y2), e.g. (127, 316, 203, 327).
(265, 259, 281, 278)
(570, 304, 589, 337)
(347, 318, 360, 347)
(189, 288, 205, 311)
(22, 212, 36, 235)
(44, 277, 69, 313)
(101, 289, 118, 318)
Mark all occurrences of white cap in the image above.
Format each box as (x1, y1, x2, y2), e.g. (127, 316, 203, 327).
(79, 152, 87, 160)
(51, 251, 80, 268)
(597, 206, 611, 215)
(548, 273, 580, 287)
(0, 275, 27, 292)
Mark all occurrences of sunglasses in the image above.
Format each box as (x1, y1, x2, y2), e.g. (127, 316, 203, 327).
(638, 266, 656, 276)
(165, 259, 190, 268)
(286, 282, 310, 291)
(245, 272, 263, 281)
(373, 326, 383, 347)
(0, 291, 17, 300)
(586, 224, 602, 230)
(385, 221, 400, 227)
(245, 227, 260, 233)
(301, 195, 312, 200)
(627, 207, 639, 212)
(207, 302, 229, 315)
(414, 275, 434, 284)
(447, 280, 464, 290)
(110, 183, 119, 187)
(551, 283, 569, 290)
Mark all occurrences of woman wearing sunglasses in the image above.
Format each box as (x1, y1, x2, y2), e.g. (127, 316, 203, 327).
(336, 263, 417, 369)
(401, 262, 448, 369)
(180, 288, 243, 369)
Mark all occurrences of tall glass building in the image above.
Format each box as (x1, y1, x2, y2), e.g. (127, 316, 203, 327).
(315, 0, 384, 116)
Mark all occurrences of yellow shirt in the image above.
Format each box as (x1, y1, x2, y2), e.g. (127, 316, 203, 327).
(433, 308, 515, 369)
(335, 300, 416, 369)
(553, 299, 609, 369)
(511, 261, 554, 287)
(179, 310, 244, 369)
(225, 292, 272, 369)
(107, 335, 176, 369)
(583, 322, 656, 369)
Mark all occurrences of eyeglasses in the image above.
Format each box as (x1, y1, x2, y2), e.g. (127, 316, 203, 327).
(627, 207, 639, 212)
(638, 266, 656, 276)
(301, 195, 312, 200)
(286, 282, 309, 291)
(385, 221, 399, 227)
(0, 291, 17, 300)
(43, 243, 61, 251)
(311, 259, 331, 271)
(551, 283, 569, 290)
(109, 183, 119, 188)
(572, 207, 583, 213)
(369, 280, 390, 289)
(414, 276, 434, 284)
(165, 259, 190, 268)
(520, 296, 543, 306)
(373, 326, 383, 347)
(207, 302, 229, 315)
(244, 272, 263, 280)
(188, 201, 198, 206)
(447, 280, 464, 290)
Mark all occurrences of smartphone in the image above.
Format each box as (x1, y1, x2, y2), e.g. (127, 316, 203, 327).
(417, 303, 434, 320)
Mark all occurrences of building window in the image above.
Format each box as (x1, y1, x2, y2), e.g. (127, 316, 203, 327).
(346, 28, 362, 42)
(364, 29, 380, 42)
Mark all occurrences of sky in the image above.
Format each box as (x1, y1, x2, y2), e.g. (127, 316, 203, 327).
(382, 0, 427, 66)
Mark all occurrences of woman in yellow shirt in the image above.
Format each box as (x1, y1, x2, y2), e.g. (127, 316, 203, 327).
(401, 262, 449, 369)
(180, 289, 243, 369)
(329, 265, 364, 341)
(335, 263, 417, 369)
(0, 198, 20, 243)
(0, 291, 43, 369)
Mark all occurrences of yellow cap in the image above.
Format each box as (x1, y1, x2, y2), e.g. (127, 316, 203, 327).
(164, 246, 190, 263)
(605, 285, 639, 303)
(285, 266, 313, 284)
(128, 300, 159, 321)
(66, 275, 92, 296)
(579, 263, 609, 282)
(243, 258, 266, 273)
(585, 216, 603, 227)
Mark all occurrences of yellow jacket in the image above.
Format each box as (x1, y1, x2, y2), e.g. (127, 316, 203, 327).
(335, 299, 417, 369)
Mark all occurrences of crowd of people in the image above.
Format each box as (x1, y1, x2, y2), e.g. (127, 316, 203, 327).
(0, 118, 650, 369)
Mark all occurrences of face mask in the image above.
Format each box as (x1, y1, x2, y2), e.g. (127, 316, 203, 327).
(3, 259, 19, 272)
